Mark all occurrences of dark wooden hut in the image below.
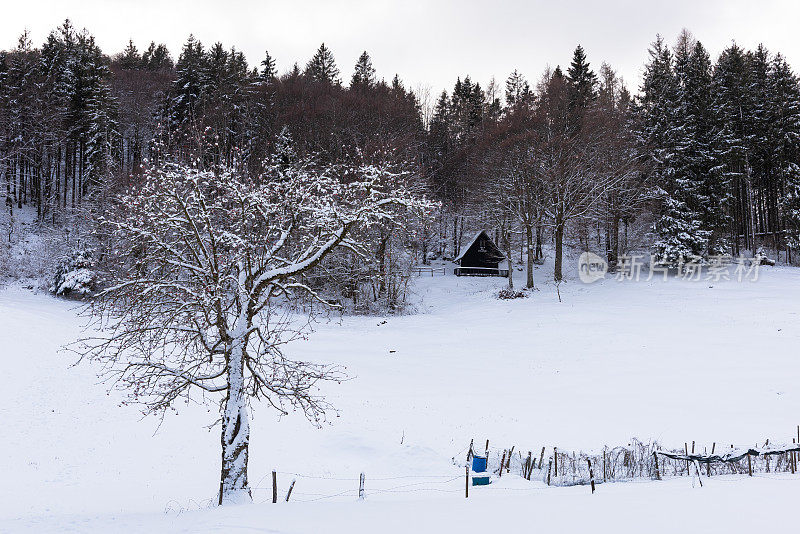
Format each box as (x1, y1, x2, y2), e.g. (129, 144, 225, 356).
(453, 231, 508, 276)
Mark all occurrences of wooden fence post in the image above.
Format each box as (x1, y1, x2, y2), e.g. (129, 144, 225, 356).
(547, 459, 553, 486)
(708, 442, 715, 477)
(587, 459, 595, 494)
(359, 473, 365, 500)
(538, 447, 545, 469)
(467, 439, 474, 462)
(285, 479, 296, 502)
(465, 465, 469, 498)
(747, 453, 753, 476)
(553, 447, 558, 477)
(684, 443, 690, 475)
(272, 471, 277, 503)
(693, 460, 704, 487)
(507, 446, 514, 472)
(485, 440, 490, 459)
(524, 451, 532, 480)
(603, 449, 607, 481)
(499, 451, 506, 478)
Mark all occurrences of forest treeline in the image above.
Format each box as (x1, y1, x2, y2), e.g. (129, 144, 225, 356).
(2, 21, 800, 288)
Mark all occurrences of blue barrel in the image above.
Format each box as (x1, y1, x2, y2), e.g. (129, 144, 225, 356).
(472, 474, 491, 486)
(472, 456, 487, 473)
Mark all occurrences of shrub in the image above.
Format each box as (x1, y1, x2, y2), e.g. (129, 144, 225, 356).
(51, 247, 97, 297)
(498, 288, 528, 300)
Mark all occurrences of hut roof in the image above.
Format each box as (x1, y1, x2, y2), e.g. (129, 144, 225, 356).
(454, 230, 506, 263)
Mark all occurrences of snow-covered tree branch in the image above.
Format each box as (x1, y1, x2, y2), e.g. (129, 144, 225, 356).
(76, 153, 432, 505)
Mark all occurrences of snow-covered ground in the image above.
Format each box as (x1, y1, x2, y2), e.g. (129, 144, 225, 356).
(2, 259, 800, 532)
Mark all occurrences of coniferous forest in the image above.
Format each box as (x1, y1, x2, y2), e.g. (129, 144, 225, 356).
(3, 22, 800, 289)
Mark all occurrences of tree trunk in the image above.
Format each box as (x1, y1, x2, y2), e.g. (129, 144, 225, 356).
(452, 216, 458, 258)
(746, 161, 757, 255)
(535, 225, 543, 263)
(219, 336, 252, 505)
(421, 225, 429, 265)
(554, 221, 564, 282)
(525, 224, 534, 289)
(609, 215, 620, 267)
(377, 231, 388, 295)
(502, 219, 514, 290)
(506, 230, 514, 290)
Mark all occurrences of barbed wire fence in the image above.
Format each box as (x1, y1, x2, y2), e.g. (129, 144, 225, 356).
(166, 427, 800, 512)
(467, 431, 800, 488)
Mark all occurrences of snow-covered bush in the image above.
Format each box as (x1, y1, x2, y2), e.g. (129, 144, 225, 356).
(51, 247, 97, 297)
(755, 246, 776, 266)
(497, 288, 528, 300)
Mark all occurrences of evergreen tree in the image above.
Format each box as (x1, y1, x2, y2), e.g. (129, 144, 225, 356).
(305, 43, 340, 85)
(204, 42, 230, 97)
(350, 51, 376, 88)
(711, 43, 753, 253)
(119, 40, 141, 69)
(171, 35, 206, 128)
(450, 76, 485, 143)
(142, 41, 173, 70)
(271, 125, 297, 166)
(768, 54, 800, 250)
(638, 35, 710, 263)
(75, 31, 119, 191)
(566, 45, 597, 112)
(652, 196, 710, 264)
(259, 50, 276, 82)
(673, 34, 724, 252)
(428, 90, 451, 157)
(504, 69, 532, 111)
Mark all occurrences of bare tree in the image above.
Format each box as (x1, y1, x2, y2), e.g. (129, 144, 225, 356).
(533, 70, 641, 281)
(77, 155, 429, 505)
(489, 136, 544, 289)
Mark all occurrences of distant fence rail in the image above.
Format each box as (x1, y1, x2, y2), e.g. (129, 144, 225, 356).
(411, 266, 446, 276)
(454, 266, 509, 277)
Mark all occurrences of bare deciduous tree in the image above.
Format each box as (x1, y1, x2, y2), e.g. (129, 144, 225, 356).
(77, 155, 429, 504)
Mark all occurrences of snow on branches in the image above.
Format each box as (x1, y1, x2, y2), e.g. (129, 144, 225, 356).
(78, 154, 431, 504)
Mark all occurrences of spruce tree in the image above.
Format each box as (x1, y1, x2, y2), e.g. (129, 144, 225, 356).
(142, 42, 173, 70)
(638, 35, 709, 263)
(769, 54, 800, 250)
(566, 44, 597, 112)
(259, 50, 276, 82)
(449, 76, 485, 143)
(171, 35, 206, 128)
(428, 90, 451, 157)
(77, 31, 119, 190)
(673, 35, 724, 253)
(119, 40, 141, 69)
(711, 44, 753, 253)
(504, 69, 532, 111)
(305, 43, 340, 85)
(350, 51, 375, 88)
(204, 42, 230, 97)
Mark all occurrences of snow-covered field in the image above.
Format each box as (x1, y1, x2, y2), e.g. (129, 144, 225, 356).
(2, 260, 800, 533)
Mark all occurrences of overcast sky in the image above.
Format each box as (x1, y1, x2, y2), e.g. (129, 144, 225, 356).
(3, 0, 800, 102)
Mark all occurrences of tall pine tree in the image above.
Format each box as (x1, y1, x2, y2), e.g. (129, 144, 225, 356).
(305, 43, 340, 85)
